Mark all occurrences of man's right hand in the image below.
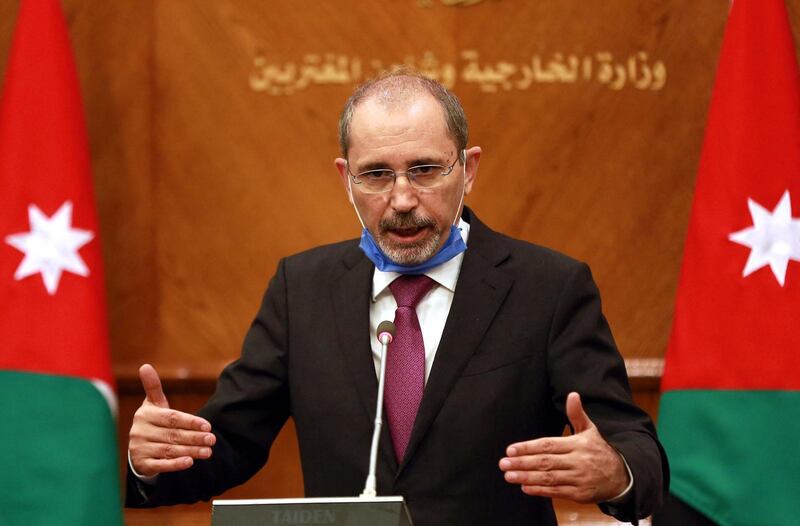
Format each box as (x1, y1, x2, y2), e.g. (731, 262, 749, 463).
(128, 364, 217, 477)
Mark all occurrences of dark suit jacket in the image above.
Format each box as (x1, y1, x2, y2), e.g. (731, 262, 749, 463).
(127, 208, 668, 525)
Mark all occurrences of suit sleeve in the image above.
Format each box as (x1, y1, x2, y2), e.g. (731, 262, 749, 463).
(545, 262, 669, 523)
(126, 258, 292, 507)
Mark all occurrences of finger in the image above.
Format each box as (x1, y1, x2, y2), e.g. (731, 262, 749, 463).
(506, 436, 575, 457)
(566, 391, 594, 434)
(499, 453, 573, 473)
(139, 364, 169, 409)
(134, 441, 213, 461)
(503, 468, 575, 486)
(134, 456, 196, 476)
(145, 424, 216, 447)
(133, 419, 216, 447)
(136, 405, 212, 433)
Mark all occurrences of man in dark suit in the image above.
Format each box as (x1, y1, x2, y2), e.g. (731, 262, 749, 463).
(127, 71, 667, 525)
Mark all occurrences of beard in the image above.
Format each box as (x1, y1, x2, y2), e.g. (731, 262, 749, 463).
(375, 212, 443, 265)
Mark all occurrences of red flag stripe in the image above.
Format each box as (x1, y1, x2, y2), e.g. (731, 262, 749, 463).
(661, 0, 800, 392)
(0, 0, 114, 388)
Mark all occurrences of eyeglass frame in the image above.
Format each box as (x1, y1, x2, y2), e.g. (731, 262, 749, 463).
(346, 150, 466, 194)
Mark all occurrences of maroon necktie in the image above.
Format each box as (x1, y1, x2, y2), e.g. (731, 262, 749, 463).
(385, 274, 436, 462)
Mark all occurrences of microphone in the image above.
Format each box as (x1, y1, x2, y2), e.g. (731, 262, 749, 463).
(376, 320, 395, 346)
(361, 320, 396, 498)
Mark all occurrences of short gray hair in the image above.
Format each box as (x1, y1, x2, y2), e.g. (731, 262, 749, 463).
(338, 68, 468, 159)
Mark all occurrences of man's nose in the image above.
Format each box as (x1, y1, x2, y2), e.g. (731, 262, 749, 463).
(389, 174, 419, 212)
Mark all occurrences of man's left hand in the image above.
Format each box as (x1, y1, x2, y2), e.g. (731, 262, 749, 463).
(498, 392, 630, 503)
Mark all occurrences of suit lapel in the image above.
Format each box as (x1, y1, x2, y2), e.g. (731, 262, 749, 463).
(399, 212, 513, 473)
(331, 244, 399, 473)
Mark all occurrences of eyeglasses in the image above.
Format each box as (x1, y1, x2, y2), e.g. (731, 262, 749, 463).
(347, 154, 462, 194)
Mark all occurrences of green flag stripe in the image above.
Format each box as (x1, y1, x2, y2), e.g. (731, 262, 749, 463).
(658, 390, 800, 526)
(0, 371, 122, 526)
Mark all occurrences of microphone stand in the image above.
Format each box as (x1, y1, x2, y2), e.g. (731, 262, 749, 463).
(361, 322, 395, 497)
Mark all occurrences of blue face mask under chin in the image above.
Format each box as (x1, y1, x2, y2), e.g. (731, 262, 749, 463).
(358, 224, 467, 274)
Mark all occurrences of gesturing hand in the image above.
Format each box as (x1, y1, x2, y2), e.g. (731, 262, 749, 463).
(128, 364, 217, 477)
(498, 392, 630, 503)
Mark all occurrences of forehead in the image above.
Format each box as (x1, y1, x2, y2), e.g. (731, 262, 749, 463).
(347, 93, 455, 162)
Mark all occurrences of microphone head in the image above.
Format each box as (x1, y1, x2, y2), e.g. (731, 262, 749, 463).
(376, 320, 396, 344)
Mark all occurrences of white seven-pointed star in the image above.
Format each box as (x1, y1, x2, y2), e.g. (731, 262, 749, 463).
(4, 201, 94, 295)
(728, 190, 800, 287)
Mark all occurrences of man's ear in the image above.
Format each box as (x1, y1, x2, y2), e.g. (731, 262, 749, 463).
(463, 146, 482, 195)
(335, 158, 353, 204)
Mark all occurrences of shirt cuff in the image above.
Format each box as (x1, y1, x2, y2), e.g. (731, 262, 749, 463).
(604, 451, 634, 504)
(128, 449, 159, 485)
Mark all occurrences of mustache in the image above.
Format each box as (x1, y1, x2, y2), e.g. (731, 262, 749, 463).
(379, 213, 436, 231)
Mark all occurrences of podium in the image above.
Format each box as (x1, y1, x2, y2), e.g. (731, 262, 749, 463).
(211, 496, 413, 526)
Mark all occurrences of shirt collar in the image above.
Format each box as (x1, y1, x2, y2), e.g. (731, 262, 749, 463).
(371, 218, 470, 301)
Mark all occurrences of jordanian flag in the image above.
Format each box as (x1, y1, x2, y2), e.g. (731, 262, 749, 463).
(0, 1, 122, 524)
(656, 1, 800, 525)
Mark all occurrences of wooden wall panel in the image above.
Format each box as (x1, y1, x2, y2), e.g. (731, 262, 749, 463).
(69, 0, 159, 373)
(455, 2, 715, 360)
(138, 0, 731, 370)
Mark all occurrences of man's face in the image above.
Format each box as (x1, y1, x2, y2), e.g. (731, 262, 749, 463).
(335, 94, 480, 265)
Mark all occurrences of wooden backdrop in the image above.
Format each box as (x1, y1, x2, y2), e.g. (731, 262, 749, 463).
(3, 0, 798, 524)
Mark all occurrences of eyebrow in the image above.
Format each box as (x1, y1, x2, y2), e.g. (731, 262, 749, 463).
(357, 161, 392, 172)
(408, 156, 445, 166)
(356, 155, 448, 172)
